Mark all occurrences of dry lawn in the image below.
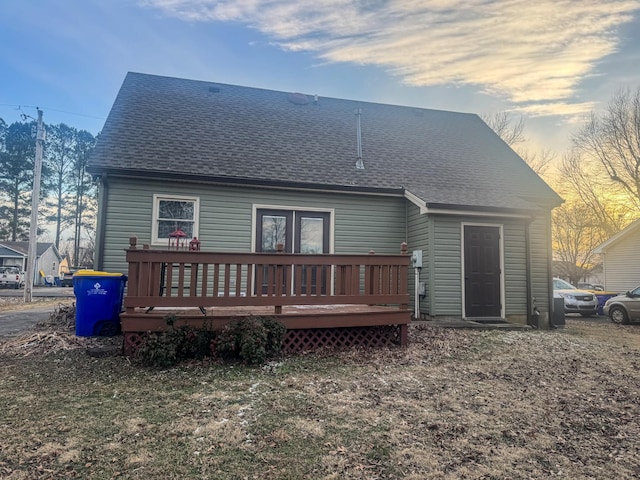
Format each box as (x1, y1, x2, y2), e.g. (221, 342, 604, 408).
(1, 318, 640, 479)
(0, 297, 71, 313)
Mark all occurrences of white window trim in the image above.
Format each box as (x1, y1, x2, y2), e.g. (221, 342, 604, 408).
(251, 204, 335, 295)
(251, 204, 335, 254)
(151, 194, 200, 246)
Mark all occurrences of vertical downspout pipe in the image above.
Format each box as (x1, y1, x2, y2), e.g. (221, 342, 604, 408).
(95, 175, 109, 271)
(546, 211, 556, 329)
(414, 267, 421, 320)
(525, 218, 534, 327)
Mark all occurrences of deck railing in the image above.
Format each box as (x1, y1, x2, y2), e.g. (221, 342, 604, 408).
(124, 237, 410, 314)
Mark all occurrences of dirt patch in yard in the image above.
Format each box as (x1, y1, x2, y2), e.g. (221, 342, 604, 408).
(1, 319, 639, 479)
(0, 296, 73, 313)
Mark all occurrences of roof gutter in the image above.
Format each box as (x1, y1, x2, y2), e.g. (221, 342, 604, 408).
(88, 168, 404, 196)
(404, 190, 539, 218)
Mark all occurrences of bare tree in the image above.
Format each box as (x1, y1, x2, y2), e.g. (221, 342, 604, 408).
(559, 150, 634, 235)
(552, 203, 608, 285)
(519, 148, 555, 178)
(552, 149, 635, 284)
(572, 87, 640, 209)
(482, 112, 526, 146)
(481, 112, 554, 177)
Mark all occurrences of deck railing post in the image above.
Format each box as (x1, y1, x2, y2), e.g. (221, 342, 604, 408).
(399, 242, 409, 345)
(275, 243, 284, 314)
(398, 242, 410, 309)
(366, 249, 376, 305)
(399, 242, 409, 309)
(125, 237, 138, 313)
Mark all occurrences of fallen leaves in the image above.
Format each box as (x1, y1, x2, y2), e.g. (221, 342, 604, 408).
(1, 318, 640, 478)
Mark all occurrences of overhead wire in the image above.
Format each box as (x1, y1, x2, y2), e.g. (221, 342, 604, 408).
(0, 103, 105, 121)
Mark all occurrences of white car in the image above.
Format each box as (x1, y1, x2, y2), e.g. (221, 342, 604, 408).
(0, 266, 25, 289)
(553, 278, 598, 317)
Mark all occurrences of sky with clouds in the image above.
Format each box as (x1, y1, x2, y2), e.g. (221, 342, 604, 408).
(1, 0, 639, 153)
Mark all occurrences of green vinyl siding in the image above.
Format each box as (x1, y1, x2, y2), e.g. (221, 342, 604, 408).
(97, 176, 555, 324)
(503, 222, 527, 315)
(99, 177, 407, 273)
(530, 213, 551, 315)
(430, 215, 530, 318)
(406, 203, 429, 316)
(431, 216, 463, 316)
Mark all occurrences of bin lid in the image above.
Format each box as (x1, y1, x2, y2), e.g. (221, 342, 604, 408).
(73, 269, 124, 277)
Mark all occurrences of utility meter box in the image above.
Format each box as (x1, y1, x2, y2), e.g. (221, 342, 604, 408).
(411, 250, 423, 269)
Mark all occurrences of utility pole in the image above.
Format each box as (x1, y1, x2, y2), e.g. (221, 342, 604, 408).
(24, 109, 44, 303)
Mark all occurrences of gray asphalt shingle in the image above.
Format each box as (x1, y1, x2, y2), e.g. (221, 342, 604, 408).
(88, 72, 562, 212)
(0, 242, 55, 257)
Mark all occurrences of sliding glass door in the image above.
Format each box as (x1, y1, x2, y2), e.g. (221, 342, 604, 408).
(256, 209, 330, 294)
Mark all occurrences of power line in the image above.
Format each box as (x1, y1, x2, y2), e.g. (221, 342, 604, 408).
(0, 103, 105, 120)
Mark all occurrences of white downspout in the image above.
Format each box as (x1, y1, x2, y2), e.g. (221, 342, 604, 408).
(414, 266, 421, 320)
(411, 250, 423, 320)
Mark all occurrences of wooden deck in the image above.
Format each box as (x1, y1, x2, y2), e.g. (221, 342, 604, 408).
(122, 304, 408, 330)
(121, 237, 412, 352)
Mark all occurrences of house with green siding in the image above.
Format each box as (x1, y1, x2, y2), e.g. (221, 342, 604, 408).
(88, 72, 563, 327)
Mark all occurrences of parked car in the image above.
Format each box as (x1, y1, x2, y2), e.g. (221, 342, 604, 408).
(0, 266, 25, 289)
(577, 282, 604, 292)
(603, 286, 640, 324)
(553, 278, 598, 317)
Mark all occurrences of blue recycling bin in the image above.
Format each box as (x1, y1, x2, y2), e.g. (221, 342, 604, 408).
(595, 292, 618, 316)
(73, 270, 127, 336)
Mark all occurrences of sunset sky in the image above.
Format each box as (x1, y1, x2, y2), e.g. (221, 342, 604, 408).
(1, 0, 639, 154)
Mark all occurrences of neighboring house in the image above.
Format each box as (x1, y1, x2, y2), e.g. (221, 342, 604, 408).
(59, 256, 70, 274)
(0, 242, 62, 285)
(88, 72, 563, 327)
(594, 219, 640, 293)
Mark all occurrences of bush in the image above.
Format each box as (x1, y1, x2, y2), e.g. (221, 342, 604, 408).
(137, 331, 178, 368)
(137, 315, 215, 368)
(262, 316, 287, 356)
(214, 316, 286, 365)
(137, 315, 286, 367)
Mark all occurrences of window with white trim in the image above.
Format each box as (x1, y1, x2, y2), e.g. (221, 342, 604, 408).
(152, 194, 199, 245)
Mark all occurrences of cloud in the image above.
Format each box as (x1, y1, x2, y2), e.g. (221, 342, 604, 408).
(142, 0, 640, 117)
(516, 102, 598, 118)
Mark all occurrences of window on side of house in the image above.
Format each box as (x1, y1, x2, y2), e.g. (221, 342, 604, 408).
(152, 194, 200, 245)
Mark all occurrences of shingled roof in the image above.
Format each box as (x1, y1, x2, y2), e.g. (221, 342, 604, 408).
(89, 72, 562, 213)
(0, 242, 58, 258)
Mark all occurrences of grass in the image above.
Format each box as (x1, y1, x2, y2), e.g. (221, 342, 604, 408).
(1, 320, 640, 479)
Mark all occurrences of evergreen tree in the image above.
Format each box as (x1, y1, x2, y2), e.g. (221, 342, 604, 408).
(0, 120, 37, 241)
